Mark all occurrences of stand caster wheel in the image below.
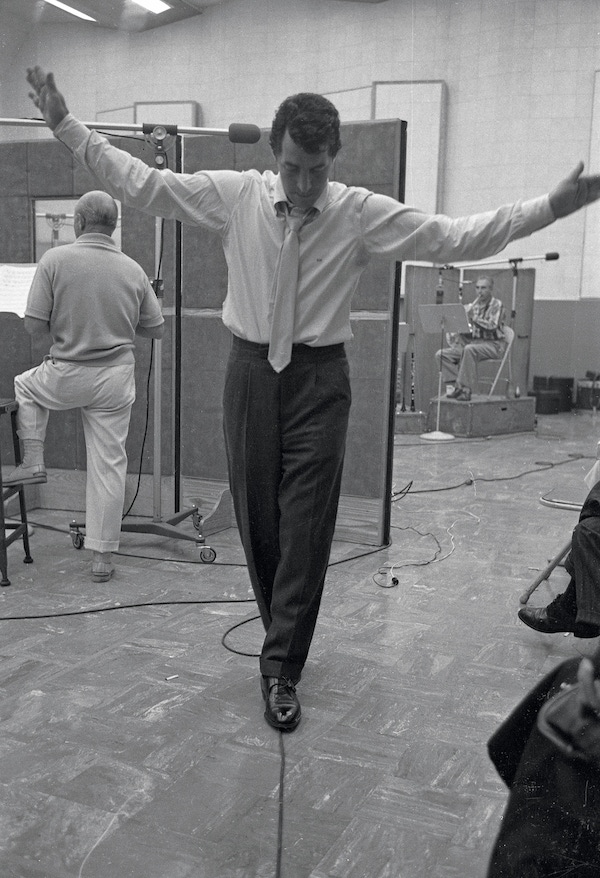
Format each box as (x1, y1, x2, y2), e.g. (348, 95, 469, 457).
(69, 521, 84, 550)
(199, 546, 216, 564)
(192, 507, 203, 533)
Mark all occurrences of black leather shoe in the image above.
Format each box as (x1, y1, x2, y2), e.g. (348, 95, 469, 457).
(260, 676, 301, 731)
(454, 387, 471, 401)
(518, 605, 600, 638)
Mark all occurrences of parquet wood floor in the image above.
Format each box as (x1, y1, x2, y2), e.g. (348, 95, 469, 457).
(1, 411, 598, 877)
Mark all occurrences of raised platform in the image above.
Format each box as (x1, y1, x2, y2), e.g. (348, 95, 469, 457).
(426, 394, 536, 438)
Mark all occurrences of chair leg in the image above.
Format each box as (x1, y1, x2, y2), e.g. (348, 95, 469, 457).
(488, 359, 507, 396)
(0, 432, 10, 586)
(10, 408, 33, 566)
(0, 488, 10, 586)
(0, 404, 34, 586)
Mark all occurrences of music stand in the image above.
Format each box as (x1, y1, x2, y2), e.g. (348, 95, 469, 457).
(418, 303, 470, 441)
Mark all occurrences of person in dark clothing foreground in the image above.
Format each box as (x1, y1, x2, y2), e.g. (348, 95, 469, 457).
(487, 647, 600, 877)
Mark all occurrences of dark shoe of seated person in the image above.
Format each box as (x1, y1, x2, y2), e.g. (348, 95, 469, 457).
(518, 603, 600, 639)
(454, 387, 471, 401)
(448, 385, 464, 398)
(261, 676, 301, 731)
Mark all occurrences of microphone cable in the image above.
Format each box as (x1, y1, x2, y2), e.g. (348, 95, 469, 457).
(122, 336, 154, 519)
(123, 206, 166, 519)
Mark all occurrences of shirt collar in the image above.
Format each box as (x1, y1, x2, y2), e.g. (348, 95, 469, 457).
(75, 232, 118, 247)
(272, 174, 329, 217)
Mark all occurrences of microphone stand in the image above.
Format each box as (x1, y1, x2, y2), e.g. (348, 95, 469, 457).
(0, 117, 261, 142)
(420, 311, 454, 442)
(420, 267, 455, 441)
(116, 126, 219, 557)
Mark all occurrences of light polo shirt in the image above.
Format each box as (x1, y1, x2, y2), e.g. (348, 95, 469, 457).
(55, 114, 555, 347)
(26, 231, 164, 363)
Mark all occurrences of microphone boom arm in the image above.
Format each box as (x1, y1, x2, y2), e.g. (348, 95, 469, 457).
(0, 116, 262, 143)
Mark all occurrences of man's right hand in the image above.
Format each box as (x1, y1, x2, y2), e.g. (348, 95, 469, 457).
(26, 66, 69, 131)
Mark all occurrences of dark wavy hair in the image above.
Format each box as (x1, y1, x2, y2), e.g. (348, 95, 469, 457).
(269, 93, 342, 158)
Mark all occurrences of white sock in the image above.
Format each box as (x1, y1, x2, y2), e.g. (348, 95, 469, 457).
(21, 439, 45, 467)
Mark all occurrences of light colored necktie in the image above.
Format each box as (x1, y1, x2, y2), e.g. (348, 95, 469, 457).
(268, 209, 308, 373)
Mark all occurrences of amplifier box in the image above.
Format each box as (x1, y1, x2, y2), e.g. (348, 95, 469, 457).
(576, 380, 600, 410)
(532, 376, 573, 411)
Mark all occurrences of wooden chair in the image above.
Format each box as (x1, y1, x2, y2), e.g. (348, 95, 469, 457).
(0, 400, 33, 586)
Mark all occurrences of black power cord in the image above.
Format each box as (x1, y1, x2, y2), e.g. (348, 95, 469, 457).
(391, 453, 587, 501)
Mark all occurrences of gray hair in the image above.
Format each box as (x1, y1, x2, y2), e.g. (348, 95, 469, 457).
(75, 190, 118, 230)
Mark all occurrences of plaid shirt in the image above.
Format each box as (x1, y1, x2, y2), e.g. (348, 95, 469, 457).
(466, 296, 505, 340)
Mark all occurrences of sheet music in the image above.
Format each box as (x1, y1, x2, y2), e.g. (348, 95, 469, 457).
(0, 264, 37, 317)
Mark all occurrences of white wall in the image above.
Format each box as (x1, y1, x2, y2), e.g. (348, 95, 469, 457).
(1, 0, 600, 301)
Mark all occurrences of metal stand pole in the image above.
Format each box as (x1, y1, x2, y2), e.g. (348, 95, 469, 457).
(420, 316, 454, 441)
(119, 132, 210, 550)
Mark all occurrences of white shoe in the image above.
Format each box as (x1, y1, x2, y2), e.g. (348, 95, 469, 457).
(91, 552, 114, 583)
(3, 463, 47, 486)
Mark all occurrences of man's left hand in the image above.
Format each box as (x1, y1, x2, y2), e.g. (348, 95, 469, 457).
(549, 161, 600, 218)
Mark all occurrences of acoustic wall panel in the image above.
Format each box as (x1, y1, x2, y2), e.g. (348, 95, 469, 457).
(373, 80, 446, 214)
(324, 80, 446, 214)
(581, 70, 600, 299)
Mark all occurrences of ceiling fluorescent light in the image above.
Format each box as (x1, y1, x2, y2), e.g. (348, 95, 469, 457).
(131, 0, 173, 13)
(43, 0, 96, 21)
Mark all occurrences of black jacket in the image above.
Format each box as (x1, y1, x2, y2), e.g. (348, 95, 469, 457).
(487, 652, 600, 877)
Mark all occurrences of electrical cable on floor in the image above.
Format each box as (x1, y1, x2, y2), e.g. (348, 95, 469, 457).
(220, 614, 261, 657)
(276, 731, 285, 878)
(78, 788, 143, 878)
(0, 597, 257, 623)
(391, 453, 588, 501)
(374, 509, 481, 588)
(373, 524, 442, 588)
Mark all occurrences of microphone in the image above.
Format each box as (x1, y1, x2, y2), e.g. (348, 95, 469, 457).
(545, 252, 559, 261)
(228, 123, 261, 144)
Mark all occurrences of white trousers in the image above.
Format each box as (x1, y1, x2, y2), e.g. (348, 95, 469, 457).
(14, 359, 136, 552)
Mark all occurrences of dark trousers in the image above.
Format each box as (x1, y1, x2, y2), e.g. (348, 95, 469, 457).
(561, 515, 600, 625)
(223, 336, 352, 682)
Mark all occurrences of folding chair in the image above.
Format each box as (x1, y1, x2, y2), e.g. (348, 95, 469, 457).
(483, 325, 515, 397)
